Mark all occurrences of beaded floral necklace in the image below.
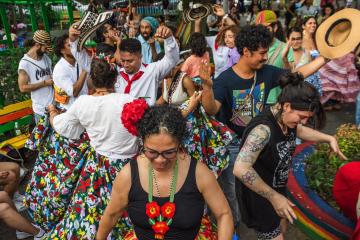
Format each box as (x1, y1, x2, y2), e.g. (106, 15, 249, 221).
(145, 160, 179, 240)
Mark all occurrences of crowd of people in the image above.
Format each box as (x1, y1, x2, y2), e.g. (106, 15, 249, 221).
(0, 1, 359, 239)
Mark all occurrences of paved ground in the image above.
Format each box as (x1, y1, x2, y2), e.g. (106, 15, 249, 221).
(0, 103, 356, 240)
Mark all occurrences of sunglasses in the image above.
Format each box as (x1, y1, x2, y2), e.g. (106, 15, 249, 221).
(143, 147, 179, 160)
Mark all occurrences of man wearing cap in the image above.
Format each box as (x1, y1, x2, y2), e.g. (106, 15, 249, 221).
(137, 16, 162, 64)
(69, 24, 179, 106)
(255, 10, 295, 105)
(18, 30, 54, 123)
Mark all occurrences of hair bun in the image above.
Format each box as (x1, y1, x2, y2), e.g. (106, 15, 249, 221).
(279, 72, 304, 89)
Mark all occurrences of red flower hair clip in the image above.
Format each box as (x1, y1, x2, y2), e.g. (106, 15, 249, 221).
(121, 98, 149, 136)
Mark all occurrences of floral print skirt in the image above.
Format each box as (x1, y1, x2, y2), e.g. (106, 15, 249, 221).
(180, 104, 238, 178)
(24, 116, 132, 239)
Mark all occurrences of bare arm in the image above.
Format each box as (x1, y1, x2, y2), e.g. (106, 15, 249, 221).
(72, 70, 88, 97)
(196, 161, 234, 239)
(297, 124, 347, 159)
(149, 38, 159, 62)
(18, 70, 53, 93)
(295, 56, 327, 78)
(194, 18, 201, 33)
(233, 124, 297, 223)
(96, 164, 132, 240)
(199, 61, 221, 115)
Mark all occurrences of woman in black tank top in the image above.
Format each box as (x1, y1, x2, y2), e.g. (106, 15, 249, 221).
(233, 73, 346, 240)
(97, 105, 233, 240)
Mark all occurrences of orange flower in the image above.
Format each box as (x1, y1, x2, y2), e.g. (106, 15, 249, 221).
(152, 221, 169, 235)
(161, 202, 176, 218)
(146, 202, 160, 218)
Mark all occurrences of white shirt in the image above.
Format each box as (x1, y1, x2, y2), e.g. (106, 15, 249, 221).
(70, 36, 179, 106)
(53, 93, 138, 159)
(53, 57, 88, 110)
(206, 36, 230, 78)
(18, 54, 54, 115)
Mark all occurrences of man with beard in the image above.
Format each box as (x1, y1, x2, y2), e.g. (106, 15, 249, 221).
(137, 16, 162, 64)
(18, 30, 54, 123)
(199, 25, 328, 234)
(255, 10, 295, 105)
(53, 34, 88, 110)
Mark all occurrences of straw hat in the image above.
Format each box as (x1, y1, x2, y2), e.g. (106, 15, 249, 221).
(76, 10, 113, 51)
(33, 30, 53, 52)
(316, 8, 360, 59)
(183, 3, 213, 23)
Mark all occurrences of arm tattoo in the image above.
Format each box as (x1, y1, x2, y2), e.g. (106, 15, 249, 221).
(236, 124, 271, 165)
(257, 189, 275, 200)
(240, 169, 258, 185)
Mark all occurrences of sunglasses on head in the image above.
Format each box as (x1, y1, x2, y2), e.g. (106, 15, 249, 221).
(143, 147, 179, 160)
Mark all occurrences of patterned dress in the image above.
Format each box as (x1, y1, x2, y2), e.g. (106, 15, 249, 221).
(25, 116, 133, 239)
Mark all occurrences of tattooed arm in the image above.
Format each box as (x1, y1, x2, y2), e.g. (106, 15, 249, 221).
(233, 124, 297, 223)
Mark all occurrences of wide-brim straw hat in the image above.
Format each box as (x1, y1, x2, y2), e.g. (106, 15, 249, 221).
(33, 30, 53, 52)
(76, 10, 113, 51)
(183, 3, 213, 23)
(316, 8, 360, 60)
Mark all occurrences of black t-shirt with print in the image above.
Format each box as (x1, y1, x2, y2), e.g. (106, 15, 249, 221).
(213, 64, 288, 136)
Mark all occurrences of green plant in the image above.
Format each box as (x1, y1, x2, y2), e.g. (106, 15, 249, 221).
(305, 124, 360, 209)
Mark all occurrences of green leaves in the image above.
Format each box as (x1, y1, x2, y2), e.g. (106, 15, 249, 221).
(305, 124, 360, 210)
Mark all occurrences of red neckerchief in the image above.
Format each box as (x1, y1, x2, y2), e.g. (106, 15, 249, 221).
(119, 64, 148, 94)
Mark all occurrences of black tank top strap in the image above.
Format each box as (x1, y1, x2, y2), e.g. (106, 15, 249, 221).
(178, 157, 201, 195)
(129, 159, 143, 201)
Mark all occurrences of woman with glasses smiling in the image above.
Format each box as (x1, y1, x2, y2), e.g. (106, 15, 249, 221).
(286, 27, 322, 95)
(97, 105, 234, 240)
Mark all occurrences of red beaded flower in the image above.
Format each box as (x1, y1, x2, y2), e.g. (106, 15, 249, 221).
(146, 202, 161, 219)
(152, 221, 170, 239)
(161, 202, 176, 218)
(121, 98, 148, 136)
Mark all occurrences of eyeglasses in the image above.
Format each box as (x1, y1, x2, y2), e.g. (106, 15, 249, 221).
(143, 147, 179, 160)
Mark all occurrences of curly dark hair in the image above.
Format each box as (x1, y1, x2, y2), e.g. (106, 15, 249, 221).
(136, 105, 187, 144)
(119, 38, 141, 54)
(277, 72, 325, 129)
(89, 59, 117, 89)
(188, 32, 207, 57)
(236, 25, 272, 56)
(54, 33, 69, 58)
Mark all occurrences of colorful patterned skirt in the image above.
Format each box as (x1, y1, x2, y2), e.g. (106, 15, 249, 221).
(180, 104, 238, 178)
(24, 115, 132, 239)
(123, 215, 218, 240)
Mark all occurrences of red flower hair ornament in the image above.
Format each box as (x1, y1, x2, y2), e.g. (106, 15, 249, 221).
(121, 98, 149, 136)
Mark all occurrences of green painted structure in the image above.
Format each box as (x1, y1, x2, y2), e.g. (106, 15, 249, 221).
(0, 0, 76, 48)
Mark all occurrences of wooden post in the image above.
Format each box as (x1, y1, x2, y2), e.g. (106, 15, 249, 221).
(0, 4, 13, 48)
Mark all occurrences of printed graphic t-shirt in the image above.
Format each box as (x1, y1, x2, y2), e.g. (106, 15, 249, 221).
(213, 64, 288, 136)
(18, 54, 54, 115)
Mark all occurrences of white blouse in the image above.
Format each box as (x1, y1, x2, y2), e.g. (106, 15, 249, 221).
(53, 93, 138, 159)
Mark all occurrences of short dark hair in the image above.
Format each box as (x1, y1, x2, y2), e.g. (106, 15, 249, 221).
(95, 22, 111, 43)
(119, 38, 141, 54)
(90, 59, 117, 89)
(136, 105, 187, 144)
(54, 33, 69, 58)
(277, 72, 325, 129)
(287, 27, 303, 39)
(188, 32, 207, 57)
(236, 25, 272, 56)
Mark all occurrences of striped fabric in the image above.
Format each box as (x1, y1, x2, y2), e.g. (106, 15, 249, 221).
(319, 52, 360, 103)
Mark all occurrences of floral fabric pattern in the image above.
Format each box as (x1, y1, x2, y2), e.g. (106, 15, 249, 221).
(24, 116, 133, 239)
(180, 103, 238, 178)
